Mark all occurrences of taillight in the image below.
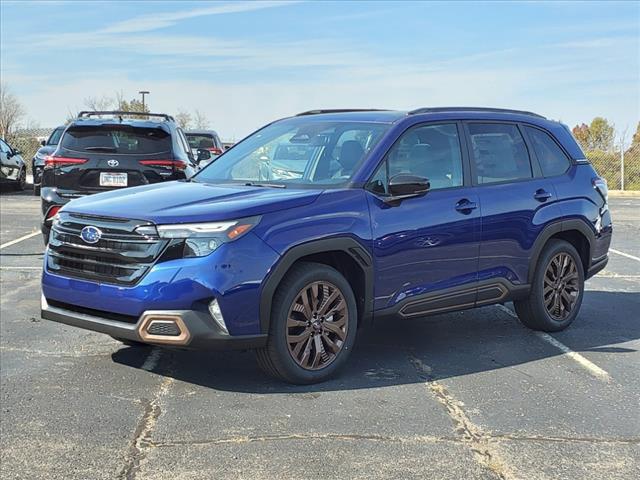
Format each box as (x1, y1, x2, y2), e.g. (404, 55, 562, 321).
(46, 205, 61, 220)
(44, 155, 88, 169)
(207, 147, 223, 155)
(139, 159, 187, 170)
(592, 177, 608, 202)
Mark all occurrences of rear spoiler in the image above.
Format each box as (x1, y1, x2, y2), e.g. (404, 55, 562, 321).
(77, 111, 175, 122)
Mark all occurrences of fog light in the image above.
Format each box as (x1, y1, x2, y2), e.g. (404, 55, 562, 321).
(208, 299, 228, 334)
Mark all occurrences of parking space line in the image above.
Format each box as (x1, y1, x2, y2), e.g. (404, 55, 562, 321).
(495, 305, 611, 382)
(610, 248, 640, 263)
(0, 231, 40, 250)
(0, 266, 42, 270)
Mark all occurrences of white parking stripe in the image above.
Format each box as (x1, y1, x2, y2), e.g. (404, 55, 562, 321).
(610, 248, 640, 263)
(0, 267, 41, 270)
(534, 331, 611, 381)
(495, 305, 611, 382)
(0, 231, 40, 249)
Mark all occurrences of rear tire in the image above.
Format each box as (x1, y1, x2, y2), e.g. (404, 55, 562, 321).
(33, 184, 41, 196)
(256, 262, 358, 384)
(514, 239, 584, 332)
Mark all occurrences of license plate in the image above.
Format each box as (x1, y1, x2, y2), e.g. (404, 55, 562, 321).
(100, 172, 127, 187)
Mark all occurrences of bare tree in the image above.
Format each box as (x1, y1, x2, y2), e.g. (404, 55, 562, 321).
(0, 83, 26, 138)
(193, 110, 210, 129)
(175, 110, 192, 129)
(83, 95, 115, 111)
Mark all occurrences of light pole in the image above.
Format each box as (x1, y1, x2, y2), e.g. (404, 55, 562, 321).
(138, 90, 150, 110)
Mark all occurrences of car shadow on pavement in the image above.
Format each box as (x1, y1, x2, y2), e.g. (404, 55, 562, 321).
(112, 290, 640, 393)
(0, 183, 34, 196)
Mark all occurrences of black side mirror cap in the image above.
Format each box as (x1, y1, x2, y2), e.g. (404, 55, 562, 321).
(41, 140, 46, 146)
(387, 174, 430, 198)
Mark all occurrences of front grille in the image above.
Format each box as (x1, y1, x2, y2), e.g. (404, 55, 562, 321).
(47, 212, 168, 285)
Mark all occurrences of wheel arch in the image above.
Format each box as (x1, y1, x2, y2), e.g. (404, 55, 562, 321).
(259, 237, 373, 333)
(527, 219, 595, 284)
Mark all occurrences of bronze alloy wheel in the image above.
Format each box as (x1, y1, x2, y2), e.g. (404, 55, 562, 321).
(286, 281, 348, 370)
(543, 252, 580, 321)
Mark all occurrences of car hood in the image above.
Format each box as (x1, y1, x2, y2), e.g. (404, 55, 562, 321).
(62, 181, 323, 224)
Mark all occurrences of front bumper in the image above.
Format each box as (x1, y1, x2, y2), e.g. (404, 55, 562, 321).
(41, 296, 267, 350)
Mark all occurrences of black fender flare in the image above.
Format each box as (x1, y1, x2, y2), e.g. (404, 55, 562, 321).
(259, 237, 374, 333)
(527, 219, 596, 284)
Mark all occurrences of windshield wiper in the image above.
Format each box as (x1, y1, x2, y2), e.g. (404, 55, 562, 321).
(244, 182, 286, 189)
(84, 146, 117, 152)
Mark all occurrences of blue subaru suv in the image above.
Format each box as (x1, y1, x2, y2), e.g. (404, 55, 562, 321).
(41, 107, 612, 384)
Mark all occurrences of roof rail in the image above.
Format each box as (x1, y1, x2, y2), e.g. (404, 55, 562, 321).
(77, 111, 175, 122)
(408, 107, 545, 119)
(296, 109, 389, 116)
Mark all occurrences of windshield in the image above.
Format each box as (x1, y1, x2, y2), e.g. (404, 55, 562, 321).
(194, 119, 390, 187)
(47, 127, 64, 145)
(60, 125, 172, 154)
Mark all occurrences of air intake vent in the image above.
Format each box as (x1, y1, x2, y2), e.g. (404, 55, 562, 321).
(147, 320, 181, 336)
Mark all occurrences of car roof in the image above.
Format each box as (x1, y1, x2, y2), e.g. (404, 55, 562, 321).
(286, 107, 557, 127)
(68, 117, 174, 132)
(186, 130, 219, 137)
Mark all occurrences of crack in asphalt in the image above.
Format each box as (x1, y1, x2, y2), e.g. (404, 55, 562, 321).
(409, 354, 516, 480)
(149, 432, 461, 448)
(118, 349, 174, 480)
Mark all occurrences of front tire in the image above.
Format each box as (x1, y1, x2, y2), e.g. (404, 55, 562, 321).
(14, 169, 26, 191)
(256, 262, 358, 384)
(514, 239, 584, 332)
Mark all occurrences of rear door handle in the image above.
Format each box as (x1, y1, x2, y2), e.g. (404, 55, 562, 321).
(455, 199, 478, 213)
(534, 189, 552, 202)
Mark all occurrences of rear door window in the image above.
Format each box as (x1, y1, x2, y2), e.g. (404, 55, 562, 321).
(524, 126, 571, 177)
(467, 123, 532, 184)
(61, 126, 172, 154)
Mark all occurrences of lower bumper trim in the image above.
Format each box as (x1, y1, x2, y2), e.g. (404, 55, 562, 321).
(41, 296, 267, 350)
(587, 255, 608, 279)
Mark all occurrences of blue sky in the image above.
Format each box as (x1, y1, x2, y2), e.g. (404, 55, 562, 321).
(1, 0, 638, 140)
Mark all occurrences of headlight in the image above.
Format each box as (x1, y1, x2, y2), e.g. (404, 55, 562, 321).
(139, 216, 260, 258)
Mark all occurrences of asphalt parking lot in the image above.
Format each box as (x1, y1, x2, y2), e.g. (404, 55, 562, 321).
(0, 187, 638, 480)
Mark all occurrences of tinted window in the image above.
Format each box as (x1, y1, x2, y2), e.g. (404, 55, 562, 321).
(187, 134, 216, 149)
(368, 123, 463, 193)
(525, 126, 570, 177)
(47, 127, 64, 145)
(61, 126, 172, 154)
(468, 123, 531, 184)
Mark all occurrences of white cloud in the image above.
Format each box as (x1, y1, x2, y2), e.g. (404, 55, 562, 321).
(101, 1, 299, 34)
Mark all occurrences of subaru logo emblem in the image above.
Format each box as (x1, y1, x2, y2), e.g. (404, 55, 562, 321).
(80, 226, 102, 244)
(107, 159, 119, 167)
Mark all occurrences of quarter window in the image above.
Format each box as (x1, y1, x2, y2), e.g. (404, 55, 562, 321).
(524, 126, 571, 177)
(468, 123, 532, 184)
(368, 123, 463, 193)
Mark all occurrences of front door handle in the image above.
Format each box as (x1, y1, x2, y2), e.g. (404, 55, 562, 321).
(534, 189, 552, 202)
(455, 199, 478, 214)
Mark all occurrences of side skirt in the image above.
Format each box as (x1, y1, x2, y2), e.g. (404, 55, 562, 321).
(373, 279, 530, 321)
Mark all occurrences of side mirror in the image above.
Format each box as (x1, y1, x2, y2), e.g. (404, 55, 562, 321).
(41, 140, 46, 146)
(197, 149, 212, 162)
(387, 174, 430, 199)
